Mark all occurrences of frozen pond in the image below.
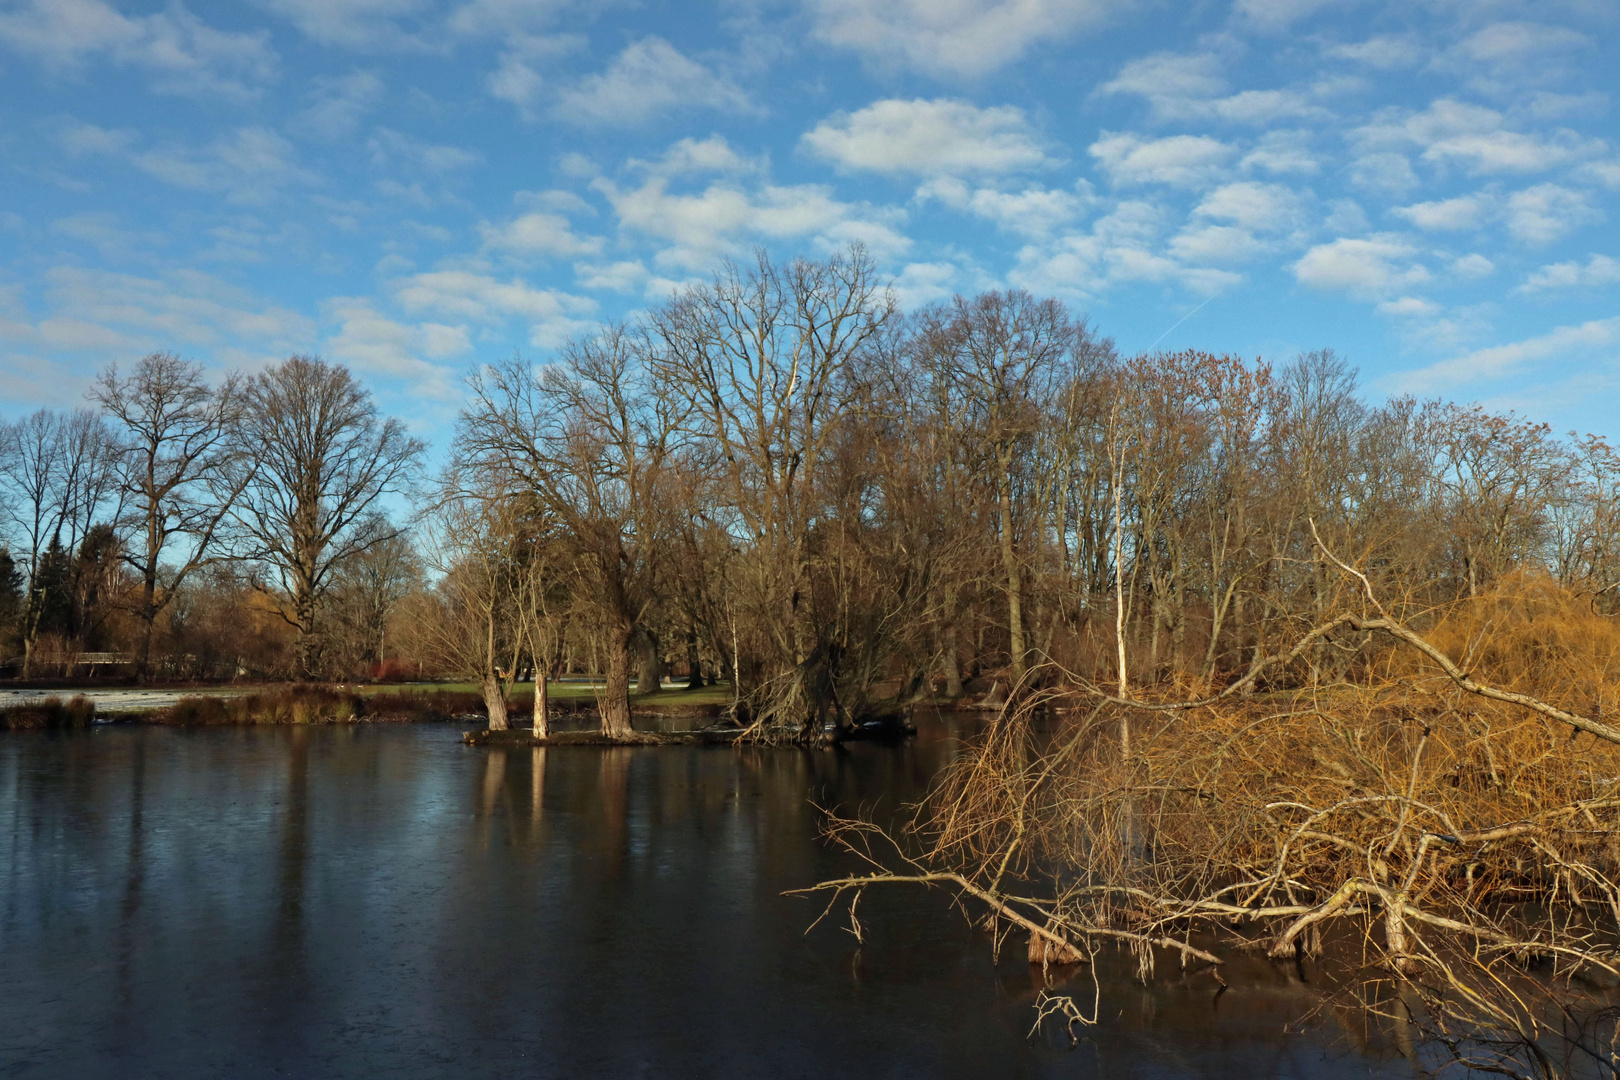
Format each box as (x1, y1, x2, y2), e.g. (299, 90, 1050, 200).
(0, 721, 1408, 1078)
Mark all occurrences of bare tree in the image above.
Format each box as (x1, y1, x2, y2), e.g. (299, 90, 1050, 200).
(93, 353, 250, 680)
(924, 291, 1081, 684)
(0, 409, 119, 675)
(652, 246, 894, 737)
(232, 356, 424, 679)
(459, 331, 686, 740)
(326, 521, 421, 676)
(419, 479, 524, 729)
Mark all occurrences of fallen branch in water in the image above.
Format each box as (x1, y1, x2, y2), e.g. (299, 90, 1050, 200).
(787, 868, 1227, 977)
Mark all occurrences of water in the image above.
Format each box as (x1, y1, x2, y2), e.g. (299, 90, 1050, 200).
(1, 722, 1404, 1078)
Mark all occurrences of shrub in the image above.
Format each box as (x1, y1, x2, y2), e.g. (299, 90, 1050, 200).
(153, 686, 369, 726)
(0, 695, 96, 730)
(149, 685, 483, 725)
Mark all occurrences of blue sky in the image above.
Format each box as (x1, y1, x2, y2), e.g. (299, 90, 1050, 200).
(2, 0, 1617, 450)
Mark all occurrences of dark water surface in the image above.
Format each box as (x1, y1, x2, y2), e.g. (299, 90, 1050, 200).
(1, 722, 1404, 1078)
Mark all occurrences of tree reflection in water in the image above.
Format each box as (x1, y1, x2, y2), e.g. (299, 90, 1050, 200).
(0, 723, 1411, 1079)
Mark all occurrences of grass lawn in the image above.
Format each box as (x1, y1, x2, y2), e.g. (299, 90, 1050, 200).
(354, 680, 735, 708)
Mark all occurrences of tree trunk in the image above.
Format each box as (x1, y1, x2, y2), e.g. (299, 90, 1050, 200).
(135, 618, 155, 682)
(481, 672, 509, 731)
(634, 627, 662, 694)
(685, 628, 703, 689)
(600, 621, 635, 740)
(998, 458, 1026, 682)
(532, 660, 549, 738)
(294, 577, 320, 681)
(940, 626, 963, 699)
(134, 568, 158, 682)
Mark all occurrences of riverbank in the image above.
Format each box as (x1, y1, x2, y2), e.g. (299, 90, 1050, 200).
(460, 713, 918, 747)
(0, 680, 739, 728)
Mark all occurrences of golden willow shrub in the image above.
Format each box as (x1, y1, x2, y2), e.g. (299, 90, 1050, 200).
(804, 573, 1620, 1077)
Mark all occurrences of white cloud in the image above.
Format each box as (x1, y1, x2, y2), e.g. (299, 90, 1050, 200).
(917, 177, 1090, 236)
(1168, 224, 1266, 264)
(636, 135, 761, 178)
(1233, 0, 1348, 31)
(1193, 182, 1303, 231)
(0, 0, 276, 99)
(574, 260, 649, 294)
(374, 180, 436, 208)
(368, 128, 481, 172)
(1354, 98, 1606, 176)
(513, 188, 592, 215)
(448, 0, 572, 36)
(1293, 235, 1430, 298)
(593, 174, 909, 270)
(293, 70, 385, 140)
(1102, 51, 1225, 104)
(393, 270, 596, 347)
(1391, 193, 1493, 231)
(483, 32, 579, 118)
(480, 212, 603, 259)
(553, 38, 754, 126)
(1452, 253, 1495, 278)
(1376, 296, 1439, 317)
(1205, 89, 1323, 125)
(889, 261, 964, 310)
(1323, 199, 1368, 233)
(49, 212, 168, 261)
(1011, 200, 1239, 298)
(322, 297, 464, 396)
(52, 119, 137, 157)
(1100, 52, 1324, 126)
(1327, 34, 1423, 69)
(1521, 90, 1608, 122)
(133, 128, 322, 204)
(1578, 160, 1620, 190)
(1394, 317, 1620, 392)
(1, 265, 315, 359)
(802, 99, 1048, 177)
(1504, 184, 1597, 245)
(1241, 130, 1318, 175)
(806, 0, 1114, 79)
(1517, 254, 1620, 293)
(1440, 22, 1589, 89)
(1089, 132, 1234, 188)
(261, 0, 425, 50)
(1347, 152, 1419, 195)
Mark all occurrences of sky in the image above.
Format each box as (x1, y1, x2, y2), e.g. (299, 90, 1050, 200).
(1, 0, 1617, 452)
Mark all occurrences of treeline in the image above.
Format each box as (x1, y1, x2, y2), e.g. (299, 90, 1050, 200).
(3, 247, 1616, 738)
(0, 355, 423, 682)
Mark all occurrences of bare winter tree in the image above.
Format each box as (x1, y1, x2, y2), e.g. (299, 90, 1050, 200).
(0, 408, 119, 675)
(922, 290, 1083, 684)
(232, 356, 424, 679)
(652, 246, 894, 737)
(419, 477, 525, 729)
(458, 330, 686, 740)
(326, 520, 421, 676)
(93, 353, 251, 680)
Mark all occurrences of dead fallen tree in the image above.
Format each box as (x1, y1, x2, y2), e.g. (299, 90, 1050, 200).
(796, 570, 1620, 1077)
